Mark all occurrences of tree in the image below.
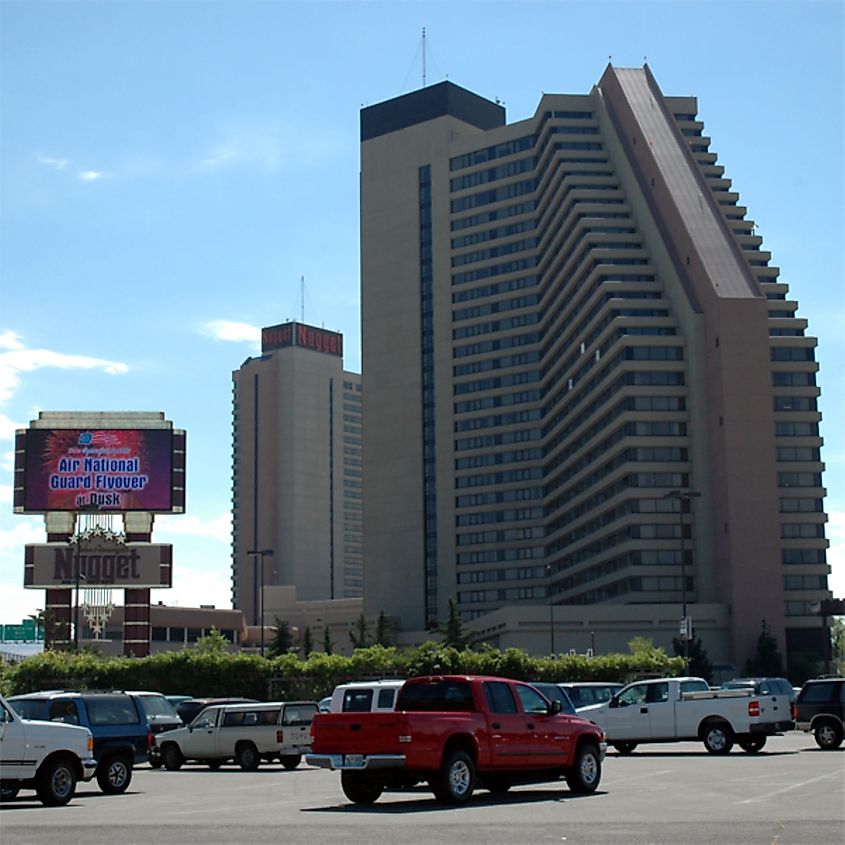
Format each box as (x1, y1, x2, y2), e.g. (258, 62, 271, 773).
(302, 626, 314, 658)
(745, 619, 784, 676)
(349, 613, 370, 649)
(374, 610, 392, 647)
(831, 617, 845, 676)
(323, 626, 333, 655)
(28, 608, 64, 646)
(194, 627, 230, 655)
(672, 633, 713, 682)
(436, 599, 469, 650)
(268, 618, 293, 657)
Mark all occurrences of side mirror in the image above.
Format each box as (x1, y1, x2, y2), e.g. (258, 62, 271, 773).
(609, 696, 619, 708)
(549, 699, 562, 715)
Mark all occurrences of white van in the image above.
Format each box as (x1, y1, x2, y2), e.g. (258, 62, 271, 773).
(328, 680, 405, 713)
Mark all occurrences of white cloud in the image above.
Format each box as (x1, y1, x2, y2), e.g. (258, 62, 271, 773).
(77, 170, 105, 182)
(155, 512, 232, 544)
(0, 334, 129, 411)
(0, 331, 24, 351)
(159, 565, 232, 610)
(202, 320, 260, 346)
(199, 148, 239, 169)
(0, 519, 44, 554)
(37, 155, 68, 171)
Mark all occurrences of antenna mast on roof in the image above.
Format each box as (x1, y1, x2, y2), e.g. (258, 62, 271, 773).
(422, 27, 426, 88)
(300, 276, 305, 323)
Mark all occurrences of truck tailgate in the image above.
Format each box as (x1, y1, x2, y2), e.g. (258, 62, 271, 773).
(310, 712, 406, 755)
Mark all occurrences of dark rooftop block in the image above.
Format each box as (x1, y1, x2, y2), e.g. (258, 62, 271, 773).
(361, 81, 505, 142)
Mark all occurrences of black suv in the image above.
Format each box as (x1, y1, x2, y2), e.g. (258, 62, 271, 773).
(794, 677, 845, 750)
(8, 691, 150, 793)
(175, 697, 256, 725)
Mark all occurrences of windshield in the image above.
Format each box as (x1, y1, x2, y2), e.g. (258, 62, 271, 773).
(139, 695, 178, 717)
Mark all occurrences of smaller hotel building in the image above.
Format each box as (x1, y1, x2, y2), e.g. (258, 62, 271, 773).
(231, 321, 363, 628)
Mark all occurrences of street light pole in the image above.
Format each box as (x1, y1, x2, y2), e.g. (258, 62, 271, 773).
(663, 489, 701, 673)
(546, 564, 555, 655)
(247, 548, 274, 657)
(74, 534, 81, 650)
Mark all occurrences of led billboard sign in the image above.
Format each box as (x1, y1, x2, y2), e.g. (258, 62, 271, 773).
(20, 428, 175, 513)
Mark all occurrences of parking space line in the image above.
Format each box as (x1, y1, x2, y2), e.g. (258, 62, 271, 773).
(736, 770, 843, 805)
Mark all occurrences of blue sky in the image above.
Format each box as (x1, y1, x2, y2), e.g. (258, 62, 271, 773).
(1, 0, 843, 624)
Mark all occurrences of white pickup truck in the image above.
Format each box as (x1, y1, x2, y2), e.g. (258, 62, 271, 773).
(158, 700, 317, 771)
(0, 693, 97, 805)
(579, 676, 794, 754)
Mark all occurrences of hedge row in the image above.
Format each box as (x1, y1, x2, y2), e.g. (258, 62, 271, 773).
(0, 642, 685, 701)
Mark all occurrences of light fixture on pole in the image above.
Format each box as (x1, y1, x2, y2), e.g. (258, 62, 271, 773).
(663, 489, 701, 673)
(247, 548, 274, 657)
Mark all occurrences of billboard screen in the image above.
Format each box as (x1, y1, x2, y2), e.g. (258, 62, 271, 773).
(22, 429, 174, 513)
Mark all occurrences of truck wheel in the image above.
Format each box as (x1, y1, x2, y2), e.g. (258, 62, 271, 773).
(432, 749, 476, 804)
(738, 736, 767, 753)
(1, 785, 20, 802)
(236, 741, 260, 771)
(702, 722, 734, 754)
(35, 756, 77, 806)
(149, 755, 163, 769)
(340, 771, 384, 805)
(162, 743, 184, 771)
(279, 754, 301, 770)
(97, 754, 132, 794)
(814, 720, 844, 750)
(613, 741, 638, 755)
(566, 742, 602, 793)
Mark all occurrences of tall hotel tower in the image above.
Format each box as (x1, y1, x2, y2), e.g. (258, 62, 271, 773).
(360, 65, 829, 669)
(231, 321, 363, 625)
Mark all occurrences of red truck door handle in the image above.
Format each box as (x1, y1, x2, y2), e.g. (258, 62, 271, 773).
(526, 722, 535, 730)
(491, 722, 501, 730)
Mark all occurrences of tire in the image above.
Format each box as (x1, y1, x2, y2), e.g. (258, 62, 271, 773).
(738, 736, 767, 753)
(340, 771, 384, 805)
(702, 722, 734, 754)
(236, 742, 260, 771)
(431, 749, 476, 805)
(0, 785, 20, 802)
(280, 754, 301, 770)
(613, 741, 638, 755)
(97, 754, 132, 794)
(814, 720, 844, 750)
(162, 743, 184, 771)
(149, 757, 163, 769)
(566, 742, 602, 793)
(207, 760, 223, 770)
(35, 757, 77, 806)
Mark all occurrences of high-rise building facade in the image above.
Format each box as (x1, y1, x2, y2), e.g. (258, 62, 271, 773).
(231, 321, 363, 626)
(360, 65, 829, 669)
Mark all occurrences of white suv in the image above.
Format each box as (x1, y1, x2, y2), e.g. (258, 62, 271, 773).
(0, 694, 97, 805)
(328, 680, 405, 713)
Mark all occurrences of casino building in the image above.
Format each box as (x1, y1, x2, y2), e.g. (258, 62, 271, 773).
(359, 65, 830, 670)
(231, 321, 363, 629)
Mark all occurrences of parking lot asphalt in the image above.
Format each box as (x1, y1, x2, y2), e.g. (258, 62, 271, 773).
(2, 732, 843, 845)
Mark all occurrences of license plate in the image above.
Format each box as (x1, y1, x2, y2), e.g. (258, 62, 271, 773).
(344, 754, 364, 767)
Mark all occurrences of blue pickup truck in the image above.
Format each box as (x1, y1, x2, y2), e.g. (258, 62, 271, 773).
(8, 691, 150, 793)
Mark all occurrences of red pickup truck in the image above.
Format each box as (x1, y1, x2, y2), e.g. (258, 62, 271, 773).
(306, 674, 607, 805)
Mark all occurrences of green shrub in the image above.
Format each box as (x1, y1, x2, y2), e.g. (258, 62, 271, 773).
(2, 642, 684, 699)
